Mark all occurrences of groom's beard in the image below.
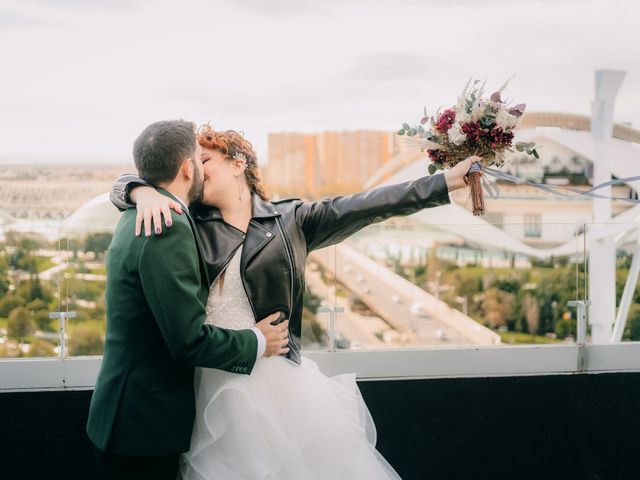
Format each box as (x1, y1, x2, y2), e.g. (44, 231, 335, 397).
(187, 163, 204, 204)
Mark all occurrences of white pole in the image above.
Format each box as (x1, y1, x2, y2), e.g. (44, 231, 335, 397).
(588, 70, 625, 343)
(611, 234, 640, 342)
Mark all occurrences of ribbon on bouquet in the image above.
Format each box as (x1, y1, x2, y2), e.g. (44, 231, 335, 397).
(468, 162, 640, 204)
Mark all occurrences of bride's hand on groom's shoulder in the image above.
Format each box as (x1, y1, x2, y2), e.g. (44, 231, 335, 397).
(132, 187, 184, 237)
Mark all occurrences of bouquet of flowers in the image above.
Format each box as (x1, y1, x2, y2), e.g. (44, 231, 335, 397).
(398, 78, 539, 215)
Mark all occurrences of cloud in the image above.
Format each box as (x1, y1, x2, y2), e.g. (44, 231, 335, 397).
(219, 0, 585, 17)
(0, 8, 42, 27)
(0, 0, 638, 165)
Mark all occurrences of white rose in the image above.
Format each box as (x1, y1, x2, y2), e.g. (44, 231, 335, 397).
(495, 108, 519, 129)
(448, 123, 467, 146)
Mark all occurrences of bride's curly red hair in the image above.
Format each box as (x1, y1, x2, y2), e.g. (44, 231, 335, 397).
(196, 124, 269, 201)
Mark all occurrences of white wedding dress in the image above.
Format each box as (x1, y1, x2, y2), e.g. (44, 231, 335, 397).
(179, 247, 402, 480)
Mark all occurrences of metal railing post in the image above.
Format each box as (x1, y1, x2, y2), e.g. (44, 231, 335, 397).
(49, 311, 76, 360)
(318, 306, 345, 352)
(568, 301, 590, 371)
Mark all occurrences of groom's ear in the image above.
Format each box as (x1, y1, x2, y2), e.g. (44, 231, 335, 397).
(181, 157, 194, 180)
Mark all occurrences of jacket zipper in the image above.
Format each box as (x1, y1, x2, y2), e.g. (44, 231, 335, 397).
(275, 216, 299, 353)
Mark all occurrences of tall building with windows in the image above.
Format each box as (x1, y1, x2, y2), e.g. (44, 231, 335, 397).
(265, 130, 399, 198)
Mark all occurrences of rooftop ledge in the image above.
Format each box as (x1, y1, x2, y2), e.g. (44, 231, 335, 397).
(2, 342, 640, 392)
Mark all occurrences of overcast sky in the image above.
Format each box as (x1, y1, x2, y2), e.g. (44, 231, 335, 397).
(0, 0, 638, 165)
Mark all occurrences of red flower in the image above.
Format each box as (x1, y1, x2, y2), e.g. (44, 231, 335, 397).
(427, 149, 447, 164)
(486, 126, 514, 146)
(435, 109, 456, 132)
(461, 122, 482, 144)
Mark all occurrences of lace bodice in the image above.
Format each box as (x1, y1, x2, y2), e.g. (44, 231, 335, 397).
(204, 246, 256, 330)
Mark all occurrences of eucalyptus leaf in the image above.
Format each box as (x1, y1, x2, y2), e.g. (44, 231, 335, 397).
(428, 163, 437, 175)
(397, 129, 405, 136)
(402, 123, 411, 131)
(533, 149, 539, 159)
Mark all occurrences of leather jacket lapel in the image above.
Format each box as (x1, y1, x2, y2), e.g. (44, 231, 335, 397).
(240, 220, 277, 273)
(184, 211, 211, 286)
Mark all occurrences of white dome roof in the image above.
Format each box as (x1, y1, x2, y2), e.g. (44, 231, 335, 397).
(61, 193, 122, 233)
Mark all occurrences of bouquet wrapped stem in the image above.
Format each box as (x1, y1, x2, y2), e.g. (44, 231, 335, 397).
(467, 162, 484, 216)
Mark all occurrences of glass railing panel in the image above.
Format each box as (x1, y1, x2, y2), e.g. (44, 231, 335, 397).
(303, 245, 336, 350)
(0, 221, 61, 358)
(321, 220, 585, 349)
(586, 221, 640, 343)
(58, 227, 109, 357)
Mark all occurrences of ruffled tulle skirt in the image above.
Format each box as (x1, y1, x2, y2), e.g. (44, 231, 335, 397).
(179, 355, 401, 480)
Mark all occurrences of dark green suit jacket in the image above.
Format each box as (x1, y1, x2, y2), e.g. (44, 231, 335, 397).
(86, 190, 257, 456)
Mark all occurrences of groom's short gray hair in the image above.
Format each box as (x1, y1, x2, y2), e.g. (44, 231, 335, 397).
(133, 120, 197, 186)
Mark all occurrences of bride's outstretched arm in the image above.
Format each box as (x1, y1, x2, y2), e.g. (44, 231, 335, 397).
(296, 156, 479, 252)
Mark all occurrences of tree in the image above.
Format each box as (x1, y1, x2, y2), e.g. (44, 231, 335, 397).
(0, 294, 23, 317)
(482, 287, 514, 328)
(522, 293, 540, 337)
(84, 233, 113, 259)
(15, 278, 52, 304)
(26, 339, 55, 357)
(555, 316, 577, 339)
(68, 324, 103, 356)
(623, 305, 640, 341)
(27, 298, 54, 331)
(7, 307, 35, 342)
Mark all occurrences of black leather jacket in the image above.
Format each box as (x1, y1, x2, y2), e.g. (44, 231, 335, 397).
(111, 173, 451, 364)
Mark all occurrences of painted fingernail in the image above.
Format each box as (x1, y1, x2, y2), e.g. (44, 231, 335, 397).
(167, 221, 172, 227)
(155, 227, 161, 235)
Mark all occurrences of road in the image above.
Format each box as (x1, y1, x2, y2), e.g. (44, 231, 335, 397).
(309, 243, 500, 346)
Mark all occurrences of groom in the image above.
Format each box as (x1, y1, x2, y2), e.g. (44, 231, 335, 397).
(86, 120, 290, 480)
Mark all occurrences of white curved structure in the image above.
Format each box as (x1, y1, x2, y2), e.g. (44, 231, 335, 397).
(370, 119, 640, 259)
(61, 193, 122, 234)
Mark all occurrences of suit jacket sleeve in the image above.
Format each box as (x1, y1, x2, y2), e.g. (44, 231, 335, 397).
(138, 218, 258, 373)
(295, 173, 451, 252)
(110, 174, 152, 211)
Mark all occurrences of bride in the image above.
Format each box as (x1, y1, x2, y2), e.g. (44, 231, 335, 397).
(111, 125, 478, 479)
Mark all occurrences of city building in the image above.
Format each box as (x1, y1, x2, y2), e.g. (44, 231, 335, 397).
(265, 130, 399, 198)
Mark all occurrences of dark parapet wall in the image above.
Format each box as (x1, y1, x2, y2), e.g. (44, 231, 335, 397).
(360, 373, 640, 480)
(1, 372, 639, 480)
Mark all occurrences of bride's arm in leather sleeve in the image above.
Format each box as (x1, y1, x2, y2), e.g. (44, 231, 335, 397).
(294, 155, 479, 252)
(295, 173, 450, 252)
(110, 174, 152, 211)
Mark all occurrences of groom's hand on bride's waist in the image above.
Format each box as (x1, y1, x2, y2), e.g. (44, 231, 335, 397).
(256, 312, 290, 357)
